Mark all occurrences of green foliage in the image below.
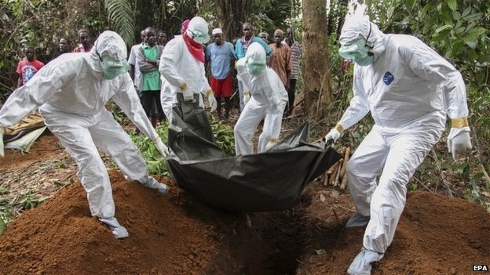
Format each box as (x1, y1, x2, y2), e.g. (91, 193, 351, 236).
(0, 217, 4, 235)
(0, 189, 48, 231)
(211, 120, 236, 156)
(18, 190, 48, 210)
(111, 101, 127, 124)
(363, 0, 490, 69)
(130, 123, 170, 177)
(0, 0, 111, 100)
(129, 116, 236, 176)
(104, 0, 134, 46)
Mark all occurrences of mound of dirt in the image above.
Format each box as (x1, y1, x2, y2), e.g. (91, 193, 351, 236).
(0, 133, 489, 275)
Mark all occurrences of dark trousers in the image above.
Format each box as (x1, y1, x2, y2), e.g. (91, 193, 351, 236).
(141, 90, 165, 126)
(286, 79, 297, 116)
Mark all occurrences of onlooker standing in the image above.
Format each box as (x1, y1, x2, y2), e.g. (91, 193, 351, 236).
(51, 37, 71, 61)
(285, 27, 302, 117)
(268, 29, 291, 92)
(234, 22, 272, 112)
(258, 32, 269, 44)
(137, 27, 165, 128)
(17, 45, 44, 87)
(157, 30, 168, 46)
(73, 28, 93, 53)
(128, 29, 146, 99)
(206, 28, 235, 121)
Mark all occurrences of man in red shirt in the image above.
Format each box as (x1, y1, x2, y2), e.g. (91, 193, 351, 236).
(16, 45, 44, 87)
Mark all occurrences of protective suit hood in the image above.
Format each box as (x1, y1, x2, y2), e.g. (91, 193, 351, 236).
(92, 31, 128, 60)
(245, 42, 267, 75)
(186, 16, 210, 44)
(91, 31, 130, 79)
(339, 16, 386, 60)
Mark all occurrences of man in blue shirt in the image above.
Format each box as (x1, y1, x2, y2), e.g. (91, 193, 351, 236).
(234, 22, 272, 112)
(206, 28, 236, 121)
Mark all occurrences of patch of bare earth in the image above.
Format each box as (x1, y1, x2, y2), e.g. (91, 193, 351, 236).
(0, 129, 489, 275)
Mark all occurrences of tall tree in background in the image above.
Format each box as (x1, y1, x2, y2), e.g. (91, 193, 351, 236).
(301, 0, 332, 120)
(210, 0, 249, 41)
(203, 0, 291, 42)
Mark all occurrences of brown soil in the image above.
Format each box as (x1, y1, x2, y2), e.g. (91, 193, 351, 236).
(1, 131, 489, 275)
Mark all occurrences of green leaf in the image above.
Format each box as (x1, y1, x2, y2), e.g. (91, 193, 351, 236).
(477, 55, 490, 63)
(465, 41, 477, 49)
(104, 0, 135, 46)
(447, 0, 457, 11)
(0, 218, 5, 235)
(386, 6, 394, 21)
(406, 0, 416, 9)
(434, 24, 453, 34)
(461, 6, 471, 17)
(315, 249, 326, 255)
(452, 11, 461, 20)
(463, 12, 483, 22)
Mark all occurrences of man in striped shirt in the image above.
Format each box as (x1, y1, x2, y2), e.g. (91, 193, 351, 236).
(285, 27, 302, 117)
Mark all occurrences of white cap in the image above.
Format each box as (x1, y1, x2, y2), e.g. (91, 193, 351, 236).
(212, 28, 223, 35)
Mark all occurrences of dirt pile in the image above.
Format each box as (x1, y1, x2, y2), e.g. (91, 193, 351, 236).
(0, 133, 489, 275)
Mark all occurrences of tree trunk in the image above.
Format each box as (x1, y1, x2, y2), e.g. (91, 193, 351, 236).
(301, 0, 332, 120)
(214, 0, 250, 41)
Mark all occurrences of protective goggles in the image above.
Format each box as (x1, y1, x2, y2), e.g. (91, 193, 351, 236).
(188, 29, 210, 44)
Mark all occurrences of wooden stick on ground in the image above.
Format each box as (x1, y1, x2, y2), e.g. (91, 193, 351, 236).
(333, 161, 342, 186)
(329, 147, 344, 186)
(323, 172, 329, 186)
(340, 171, 348, 190)
(340, 147, 351, 178)
(339, 147, 351, 190)
(328, 160, 341, 186)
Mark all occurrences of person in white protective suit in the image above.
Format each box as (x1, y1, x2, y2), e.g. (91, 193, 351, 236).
(323, 16, 472, 275)
(234, 42, 288, 155)
(0, 31, 170, 239)
(159, 16, 217, 123)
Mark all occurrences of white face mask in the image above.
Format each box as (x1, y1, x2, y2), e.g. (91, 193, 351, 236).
(339, 39, 373, 66)
(246, 58, 266, 75)
(99, 55, 130, 79)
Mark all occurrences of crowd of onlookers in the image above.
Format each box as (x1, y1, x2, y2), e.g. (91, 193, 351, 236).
(16, 21, 303, 127)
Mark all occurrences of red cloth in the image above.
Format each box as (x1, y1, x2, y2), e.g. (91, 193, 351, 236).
(183, 34, 205, 63)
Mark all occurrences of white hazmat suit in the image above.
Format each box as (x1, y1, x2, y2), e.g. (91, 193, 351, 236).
(159, 16, 217, 123)
(324, 16, 472, 275)
(234, 42, 288, 155)
(0, 31, 170, 239)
